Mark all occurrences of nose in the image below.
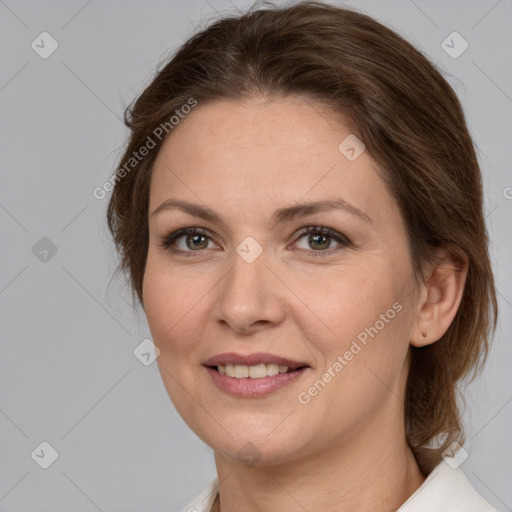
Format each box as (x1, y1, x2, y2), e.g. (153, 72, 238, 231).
(212, 247, 286, 335)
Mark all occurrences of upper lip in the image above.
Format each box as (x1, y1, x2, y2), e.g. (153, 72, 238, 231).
(203, 352, 309, 370)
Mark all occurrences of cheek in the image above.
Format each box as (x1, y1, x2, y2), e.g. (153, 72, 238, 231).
(142, 258, 208, 421)
(297, 259, 412, 396)
(142, 255, 204, 355)
(142, 265, 171, 343)
(291, 258, 406, 343)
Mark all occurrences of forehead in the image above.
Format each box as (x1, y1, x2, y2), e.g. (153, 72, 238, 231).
(149, 97, 396, 227)
(154, 96, 356, 169)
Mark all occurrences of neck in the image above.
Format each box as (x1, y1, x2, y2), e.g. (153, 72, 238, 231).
(212, 416, 426, 512)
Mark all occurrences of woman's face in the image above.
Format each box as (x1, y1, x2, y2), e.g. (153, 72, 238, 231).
(143, 96, 421, 464)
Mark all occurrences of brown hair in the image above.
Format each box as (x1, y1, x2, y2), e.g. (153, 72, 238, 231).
(106, 0, 497, 470)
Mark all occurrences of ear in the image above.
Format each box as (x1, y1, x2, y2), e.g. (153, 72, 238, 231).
(410, 246, 469, 347)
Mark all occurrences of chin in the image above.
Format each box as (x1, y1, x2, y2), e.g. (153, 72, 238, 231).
(197, 423, 312, 467)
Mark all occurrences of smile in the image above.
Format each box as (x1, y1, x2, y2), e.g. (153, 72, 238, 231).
(206, 365, 309, 398)
(217, 363, 293, 378)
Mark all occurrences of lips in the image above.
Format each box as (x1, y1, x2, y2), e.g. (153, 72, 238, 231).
(203, 352, 309, 371)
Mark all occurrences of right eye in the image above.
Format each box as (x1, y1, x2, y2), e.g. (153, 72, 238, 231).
(158, 227, 217, 256)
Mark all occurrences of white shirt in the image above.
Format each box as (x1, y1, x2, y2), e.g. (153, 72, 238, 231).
(180, 459, 498, 512)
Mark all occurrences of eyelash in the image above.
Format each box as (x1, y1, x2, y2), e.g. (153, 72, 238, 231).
(158, 225, 352, 258)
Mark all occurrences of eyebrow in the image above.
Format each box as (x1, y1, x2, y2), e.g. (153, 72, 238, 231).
(150, 198, 372, 229)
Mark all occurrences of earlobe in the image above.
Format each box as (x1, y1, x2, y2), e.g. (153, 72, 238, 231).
(410, 246, 469, 348)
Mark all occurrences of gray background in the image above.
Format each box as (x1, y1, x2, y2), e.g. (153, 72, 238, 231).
(0, 0, 511, 510)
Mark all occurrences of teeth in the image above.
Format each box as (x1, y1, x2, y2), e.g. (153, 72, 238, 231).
(218, 364, 291, 378)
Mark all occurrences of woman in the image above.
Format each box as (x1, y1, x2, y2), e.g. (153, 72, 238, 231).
(106, 2, 498, 510)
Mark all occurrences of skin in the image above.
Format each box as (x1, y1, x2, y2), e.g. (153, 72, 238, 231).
(142, 96, 468, 512)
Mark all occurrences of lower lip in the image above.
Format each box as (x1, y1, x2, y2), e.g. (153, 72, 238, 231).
(205, 366, 309, 398)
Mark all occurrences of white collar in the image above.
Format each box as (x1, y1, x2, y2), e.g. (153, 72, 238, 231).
(182, 460, 497, 512)
(398, 459, 497, 511)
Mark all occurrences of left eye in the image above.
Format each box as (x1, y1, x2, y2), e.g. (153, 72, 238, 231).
(159, 226, 352, 257)
(293, 226, 351, 255)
